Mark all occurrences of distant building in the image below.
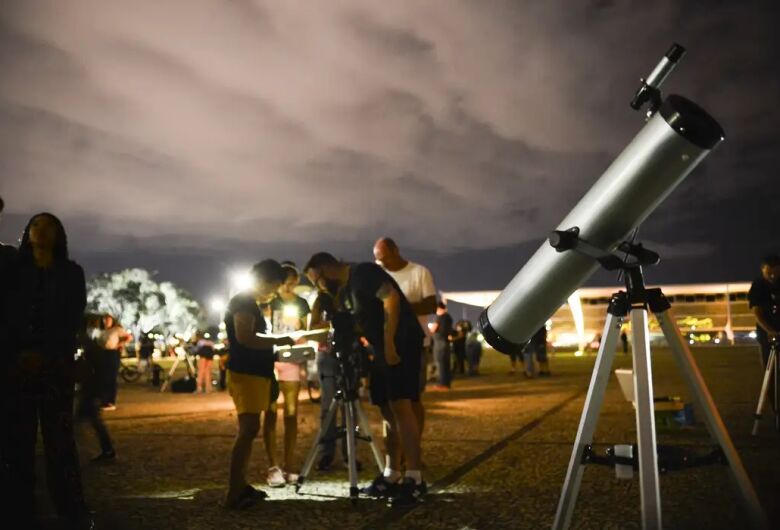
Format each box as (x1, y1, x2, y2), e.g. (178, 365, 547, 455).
(442, 283, 755, 351)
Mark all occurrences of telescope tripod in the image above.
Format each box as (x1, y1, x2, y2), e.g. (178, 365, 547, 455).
(296, 381, 383, 504)
(552, 267, 766, 530)
(159, 352, 196, 392)
(751, 340, 779, 435)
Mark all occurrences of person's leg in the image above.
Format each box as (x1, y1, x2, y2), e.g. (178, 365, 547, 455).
(443, 348, 452, 387)
(434, 344, 447, 386)
(509, 352, 517, 374)
(318, 368, 337, 467)
(227, 413, 261, 502)
(263, 408, 279, 468)
(109, 350, 120, 404)
(281, 381, 300, 472)
(414, 354, 426, 435)
(5, 389, 39, 517)
(78, 390, 114, 456)
(411, 401, 424, 441)
(387, 399, 421, 471)
(196, 357, 207, 392)
(379, 403, 402, 473)
(537, 348, 550, 375)
(523, 351, 536, 377)
(40, 381, 88, 518)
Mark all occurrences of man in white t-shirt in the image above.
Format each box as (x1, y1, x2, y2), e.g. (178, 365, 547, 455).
(373, 238, 437, 439)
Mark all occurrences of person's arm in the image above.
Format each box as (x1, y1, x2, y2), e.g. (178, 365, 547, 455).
(377, 282, 401, 366)
(411, 296, 437, 316)
(309, 296, 330, 330)
(412, 267, 437, 316)
(68, 264, 87, 337)
(753, 307, 779, 339)
(234, 312, 294, 349)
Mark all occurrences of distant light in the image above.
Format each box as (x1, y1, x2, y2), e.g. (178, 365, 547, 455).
(574, 350, 584, 357)
(748, 331, 757, 339)
(691, 325, 696, 331)
(204, 332, 211, 339)
(714, 338, 720, 344)
(231, 270, 254, 293)
(210, 297, 226, 313)
(689, 340, 695, 345)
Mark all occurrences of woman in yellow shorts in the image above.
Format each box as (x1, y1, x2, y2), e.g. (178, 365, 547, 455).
(223, 260, 295, 509)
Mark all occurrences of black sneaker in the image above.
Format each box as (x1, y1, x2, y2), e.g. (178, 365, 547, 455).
(389, 478, 427, 507)
(360, 474, 398, 498)
(90, 450, 116, 463)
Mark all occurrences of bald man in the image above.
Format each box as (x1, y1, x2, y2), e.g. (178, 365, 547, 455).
(373, 238, 437, 435)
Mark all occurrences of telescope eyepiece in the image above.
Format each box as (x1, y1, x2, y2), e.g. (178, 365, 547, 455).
(665, 43, 686, 63)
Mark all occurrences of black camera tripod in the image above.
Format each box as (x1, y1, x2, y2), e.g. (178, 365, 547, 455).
(296, 346, 383, 504)
(752, 339, 779, 435)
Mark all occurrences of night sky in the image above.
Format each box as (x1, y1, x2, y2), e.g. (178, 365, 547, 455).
(1, 1, 778, 303)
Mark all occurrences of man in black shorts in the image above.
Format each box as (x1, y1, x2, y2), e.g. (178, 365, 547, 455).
(304, 252, 426, 506)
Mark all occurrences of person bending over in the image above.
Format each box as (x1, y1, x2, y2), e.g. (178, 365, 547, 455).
(304, 252, 426, 507)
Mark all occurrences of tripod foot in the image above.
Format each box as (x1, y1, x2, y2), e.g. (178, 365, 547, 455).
(350, 487, 359, 506)
(295, 477, 305, 494)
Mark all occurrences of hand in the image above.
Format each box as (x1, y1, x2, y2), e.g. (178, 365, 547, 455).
(384, 343, 401, 366)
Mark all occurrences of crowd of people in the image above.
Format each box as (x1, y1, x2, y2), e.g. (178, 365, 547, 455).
(1, 194, 778, 528)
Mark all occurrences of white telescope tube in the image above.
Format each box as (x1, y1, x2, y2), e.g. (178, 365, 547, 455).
(479, 95, 724, 353)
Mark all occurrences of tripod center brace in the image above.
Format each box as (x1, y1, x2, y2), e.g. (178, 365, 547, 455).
(295, 357, 384, 505)
(549, 229, 768, 530)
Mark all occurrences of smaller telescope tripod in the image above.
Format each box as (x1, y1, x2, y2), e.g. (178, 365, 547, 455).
(159, 351, 196, 392)
(296, 365, 383, 504)
(751, 339, 779, 435)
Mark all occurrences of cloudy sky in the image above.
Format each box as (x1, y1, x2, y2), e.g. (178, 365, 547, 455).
(1, 0, 778, 301)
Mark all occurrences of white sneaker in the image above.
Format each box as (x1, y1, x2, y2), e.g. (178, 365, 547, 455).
(267, 466, 286, 488)
(285, 471, 299, 485)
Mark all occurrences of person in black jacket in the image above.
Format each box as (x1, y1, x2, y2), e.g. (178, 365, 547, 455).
(0, 196, 18, 505)
(2, 213, 92, 527)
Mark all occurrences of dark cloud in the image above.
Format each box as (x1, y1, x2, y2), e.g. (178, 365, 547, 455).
(1, 0, 778, 299)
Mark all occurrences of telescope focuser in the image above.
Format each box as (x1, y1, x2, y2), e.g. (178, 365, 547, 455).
(630, 43, 686, 118)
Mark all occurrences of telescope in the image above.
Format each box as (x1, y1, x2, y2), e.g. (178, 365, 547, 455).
(478, 44, 724, 354)
(480, 45, 768, 530)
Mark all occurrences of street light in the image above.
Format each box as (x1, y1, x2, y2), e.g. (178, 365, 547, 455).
(230, 270, 254, 294)
(210, 297, 226, 314)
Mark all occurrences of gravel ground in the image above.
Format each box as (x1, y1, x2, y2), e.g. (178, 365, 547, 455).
(29, 346, 780, 529)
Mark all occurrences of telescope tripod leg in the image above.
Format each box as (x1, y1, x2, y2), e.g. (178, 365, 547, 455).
(552, 313, 623, 530)
(630, 309, 662, 530)
(160, 356, 181, 392)
(752, 348, 776, 436)
(297, 394, 340, 492)
(657, 310, 768, 529)
(774, 345, 779, 432)
(344, 400, 360, 503)
(354, 400, 385, 472)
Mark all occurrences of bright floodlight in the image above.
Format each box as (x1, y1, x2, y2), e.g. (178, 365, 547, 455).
(210, 297, 226, 313)
(230, 270, 254, 293)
